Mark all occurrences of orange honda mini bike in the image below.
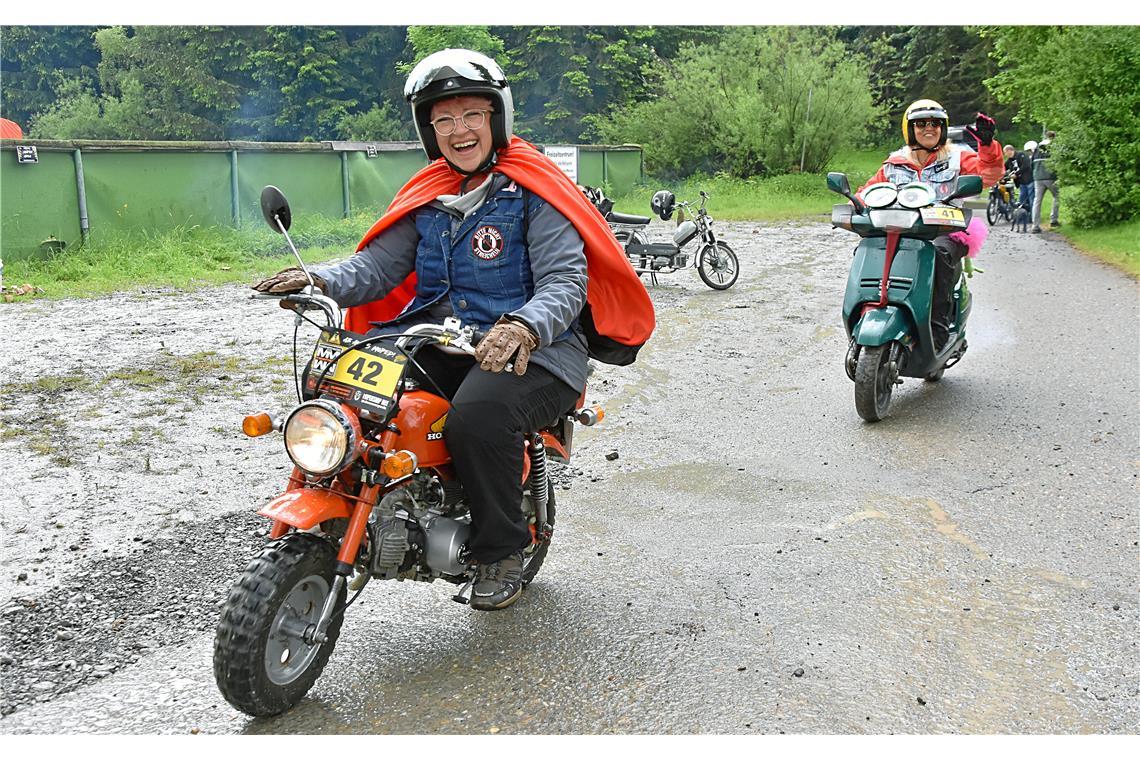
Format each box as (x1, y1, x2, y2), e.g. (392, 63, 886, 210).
(213, 187, 603, 717)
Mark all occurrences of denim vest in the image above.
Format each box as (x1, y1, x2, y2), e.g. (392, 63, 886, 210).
(399, 182, 538, 329)
(883, 147, 963, 199)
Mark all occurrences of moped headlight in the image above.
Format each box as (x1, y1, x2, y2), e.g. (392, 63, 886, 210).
(284, 400, 360, 476)
(861, 184, 898, 209)
(869, 209, 920, 231)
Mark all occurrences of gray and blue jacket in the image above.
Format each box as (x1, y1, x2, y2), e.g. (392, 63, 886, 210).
(314, 173, 590, 392)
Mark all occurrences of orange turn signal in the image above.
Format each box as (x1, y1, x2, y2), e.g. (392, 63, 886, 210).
(381, 450, 418, 479)
(575, 405, 605, 426)
(242, 412, 275, 437)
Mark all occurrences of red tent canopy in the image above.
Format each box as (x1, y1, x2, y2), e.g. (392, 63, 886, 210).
(1, 118, 25, 139)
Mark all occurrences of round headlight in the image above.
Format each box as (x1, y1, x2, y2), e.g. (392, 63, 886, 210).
(862, 183, 898, 209)
(284, 401, 359, 476)
(897, 183, 936, 209)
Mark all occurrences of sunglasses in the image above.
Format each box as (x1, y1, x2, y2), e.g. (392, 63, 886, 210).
(912, 119, 943, 130)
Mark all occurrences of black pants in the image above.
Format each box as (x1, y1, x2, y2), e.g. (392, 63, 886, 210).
(407, 347, 581, 563)
(932, 235, 967, 350)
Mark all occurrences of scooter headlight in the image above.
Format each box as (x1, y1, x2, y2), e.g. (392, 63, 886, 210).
(897, 183, 936, 209)
(869, 209, 920, 232)
(861, 183, 898, 209)
(284, 400, 360, 476)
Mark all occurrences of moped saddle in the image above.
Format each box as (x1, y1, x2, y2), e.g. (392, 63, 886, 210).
(607, 211, 652, 225)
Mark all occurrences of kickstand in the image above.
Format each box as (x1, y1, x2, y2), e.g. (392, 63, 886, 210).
(452, 575, 474, 605)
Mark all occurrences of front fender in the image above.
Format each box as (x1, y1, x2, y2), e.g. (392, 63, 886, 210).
(257, 488, 353, 531)
(852, 305, 914, 347)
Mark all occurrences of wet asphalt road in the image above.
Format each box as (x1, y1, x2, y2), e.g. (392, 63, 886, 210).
(1, 220, 1136, 733)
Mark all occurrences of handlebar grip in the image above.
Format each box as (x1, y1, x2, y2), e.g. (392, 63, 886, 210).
(470, 329, 488, 347)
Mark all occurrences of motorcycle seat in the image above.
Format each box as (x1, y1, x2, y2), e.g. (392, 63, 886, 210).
(607, 211, 651, 226)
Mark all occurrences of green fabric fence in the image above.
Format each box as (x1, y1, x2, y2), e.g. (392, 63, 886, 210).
(0, 139, 642, 262)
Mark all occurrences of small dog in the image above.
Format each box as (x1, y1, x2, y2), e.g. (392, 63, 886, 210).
(1011, 202, 1030, 233)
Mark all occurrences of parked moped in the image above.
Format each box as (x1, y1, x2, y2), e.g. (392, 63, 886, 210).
(827, 172, 984, 422)
(582, 186, 739, 290)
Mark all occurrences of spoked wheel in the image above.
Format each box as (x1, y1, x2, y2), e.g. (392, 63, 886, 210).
(854, 343, 898, 422)
(697, 241, 740, 290)
(521, 482, 556, 584)
(986, 195, 1000, 226)
(214, 532, 346, 717)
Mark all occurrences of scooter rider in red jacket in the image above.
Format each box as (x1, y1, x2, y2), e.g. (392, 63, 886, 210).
(859, 99, 1003, 350)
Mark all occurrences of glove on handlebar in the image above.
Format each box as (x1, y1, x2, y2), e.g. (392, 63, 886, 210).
(965, 112, 996, 146)
(474, 316, 539, 376)
(252, 267, 326, 295)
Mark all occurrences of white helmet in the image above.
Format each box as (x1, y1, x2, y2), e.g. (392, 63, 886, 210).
(1024, 140, 1038, 152)
(404, 49, 513, 169)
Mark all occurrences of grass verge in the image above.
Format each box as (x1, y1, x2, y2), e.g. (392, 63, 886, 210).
(3, 211, 377, 299)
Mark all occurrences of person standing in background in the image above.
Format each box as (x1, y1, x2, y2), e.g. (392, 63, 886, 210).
(1032, 131, 1060, 233)
(1016, 141, 1036, 211)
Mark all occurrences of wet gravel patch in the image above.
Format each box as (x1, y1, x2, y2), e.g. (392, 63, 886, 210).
(0, 510, 264, 716)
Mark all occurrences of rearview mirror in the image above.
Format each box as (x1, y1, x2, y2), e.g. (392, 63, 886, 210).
(260, 185, 292, 233)
(953, 175, 983, 199)
(826, 172, 851, 196)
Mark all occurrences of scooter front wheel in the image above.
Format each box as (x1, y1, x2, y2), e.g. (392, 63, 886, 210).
(854, 344, 896, 422)
(214, 532, 346, 717)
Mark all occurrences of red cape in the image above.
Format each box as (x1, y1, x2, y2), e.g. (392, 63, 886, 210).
(344, 138, 655, 352)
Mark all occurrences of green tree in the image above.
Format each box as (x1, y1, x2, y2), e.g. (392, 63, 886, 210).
(840, 26, 1013, 144)
(0, 26, 101, 128)
(594, 28, 878, 178)
(31, 26, 245, 140)
(983, 25, 1140, 226)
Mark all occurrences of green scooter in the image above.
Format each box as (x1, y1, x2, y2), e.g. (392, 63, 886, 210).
(827, 172, 984, 422)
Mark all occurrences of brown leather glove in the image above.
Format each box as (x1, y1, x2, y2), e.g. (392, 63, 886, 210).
(251, 267, 326, 294)
(474, 317, 539, 376)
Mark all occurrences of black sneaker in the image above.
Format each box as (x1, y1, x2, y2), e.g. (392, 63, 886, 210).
(470, 550, 525, 611)
(1051, 221, 1062, 228)
(1032, 226, 1042, 233)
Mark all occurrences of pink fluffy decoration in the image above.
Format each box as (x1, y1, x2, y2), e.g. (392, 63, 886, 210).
(948, 215, 989, 258)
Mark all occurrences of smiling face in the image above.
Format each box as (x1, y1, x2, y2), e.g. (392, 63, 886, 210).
(913, 119, 942, 150)
(430, 95, 495, 174)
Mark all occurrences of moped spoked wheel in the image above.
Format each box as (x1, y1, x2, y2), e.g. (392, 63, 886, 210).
(521, 483, 556, 585)
(214, 532, 346, 717)
(697, 242, 740, 290)
(854, 344, 896, 422)
(986, 195, 1000, 226)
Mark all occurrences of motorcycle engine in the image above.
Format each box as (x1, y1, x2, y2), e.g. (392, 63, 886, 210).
(366, 472, 472, 580)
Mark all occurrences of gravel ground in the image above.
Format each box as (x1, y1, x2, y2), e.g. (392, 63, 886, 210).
(0, 218, 1136, 732)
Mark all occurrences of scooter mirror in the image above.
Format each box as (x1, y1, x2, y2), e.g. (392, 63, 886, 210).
(826, 173, 851, 196)
(260, 185, 292, 234)
(952, 175, 983, 199)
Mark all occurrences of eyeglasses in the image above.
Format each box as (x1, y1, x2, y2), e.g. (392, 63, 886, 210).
(430, 109, 491, 135)
(911, 119, 942, 130)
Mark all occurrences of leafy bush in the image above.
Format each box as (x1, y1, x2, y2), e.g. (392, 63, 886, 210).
(591, 28, 880, 180)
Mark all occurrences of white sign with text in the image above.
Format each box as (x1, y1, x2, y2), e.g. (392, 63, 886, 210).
(544, 146, 579, 183)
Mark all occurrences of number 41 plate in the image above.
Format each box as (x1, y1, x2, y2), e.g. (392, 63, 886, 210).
(303, 328, 408, 415)
(921, 206, 966, 225)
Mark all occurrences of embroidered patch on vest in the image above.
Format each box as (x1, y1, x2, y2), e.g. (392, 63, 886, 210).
(472, 225, 505, 260)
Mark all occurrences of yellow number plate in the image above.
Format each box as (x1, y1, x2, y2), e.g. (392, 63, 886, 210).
(921, 206, 966, 224)
(305, 329, 408, 413)
(328, 349, 404, 397)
